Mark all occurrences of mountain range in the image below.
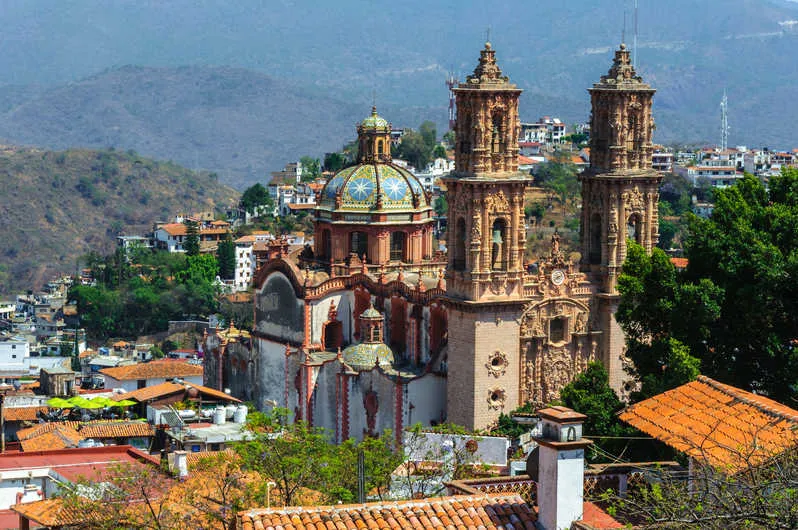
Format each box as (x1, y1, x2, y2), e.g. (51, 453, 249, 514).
(0, 0, 796, 189)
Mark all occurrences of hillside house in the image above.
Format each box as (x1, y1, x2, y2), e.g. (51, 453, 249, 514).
(99, 359, 203, 392)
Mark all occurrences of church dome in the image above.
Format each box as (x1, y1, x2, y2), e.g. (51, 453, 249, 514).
(319, 163, 429, 213)
(342, 342, 395, 371)
(360, 107, 389, 129)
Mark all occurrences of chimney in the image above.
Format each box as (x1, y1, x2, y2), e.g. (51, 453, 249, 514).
(534, 406, 592, 530)
(169, 450, 189, 480)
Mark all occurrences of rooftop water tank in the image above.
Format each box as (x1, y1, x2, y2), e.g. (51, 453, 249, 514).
(213, 406, 226, 425)
(233, 405, 248, 424)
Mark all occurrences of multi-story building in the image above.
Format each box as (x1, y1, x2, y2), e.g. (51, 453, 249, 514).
(675, 159, 741, 187)
(651, 149, 674, 172)
(234, 231, 274, 291)
(0, 336, 30, 381)
(413, 157, 454, 193)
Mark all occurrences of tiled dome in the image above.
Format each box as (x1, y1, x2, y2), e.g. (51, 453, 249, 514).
(360, 107, 389, 129)
(342, 342, 395, 371)
(318, 162, 429, 213)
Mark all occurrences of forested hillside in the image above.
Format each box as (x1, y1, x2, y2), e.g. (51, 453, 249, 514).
(0, 146, 238, 294)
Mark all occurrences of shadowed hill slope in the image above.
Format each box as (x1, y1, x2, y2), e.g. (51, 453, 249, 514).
(0, 146, 238, 294)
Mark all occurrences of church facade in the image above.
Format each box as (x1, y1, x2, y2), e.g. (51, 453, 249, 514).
(203, 42, 661, 434)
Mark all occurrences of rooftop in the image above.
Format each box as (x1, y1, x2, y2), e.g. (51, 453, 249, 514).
(238, 493, 536, 530)
(619, 375, 798, 471)
(114, 380, 241, 403)
(100, 359, 203, 381)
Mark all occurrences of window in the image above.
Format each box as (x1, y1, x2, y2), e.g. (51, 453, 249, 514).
(491, 218, 507, 271)
(550, 317, 566, 343)
(627, 214, 643, 245)
(350, 231, 368, 260)
(377, 139, 384, 155)
(390, 232, 406, 262)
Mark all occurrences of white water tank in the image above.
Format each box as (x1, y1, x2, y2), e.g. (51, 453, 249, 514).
(233, 405, 248, 424)
(225, 404, 237, 419)
(213, 406, 226, 425)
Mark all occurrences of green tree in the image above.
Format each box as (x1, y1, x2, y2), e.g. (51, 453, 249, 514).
(217, 233, 236, 280)
(396, 129, 433, 170)
(433, 144, 447, 159)
(418, 121, 437, 149)
(323, 152, 345, 172)
(434, 194, 448, 216)
(175, 253, 219, 284)
(183, 219, 200, 256)
(616, 243, 712, 401)
(559, 362, 642, 462)
(535, 158, 580, 213)
(442, 130, 456, 148)
(299, 156, 321, 182)
(682, 170, 798, 401)
(240, 183, 273, 216)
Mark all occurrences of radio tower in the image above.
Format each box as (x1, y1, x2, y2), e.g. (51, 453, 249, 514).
(720, 89, 729, 151)
(446, 72, 457, 131)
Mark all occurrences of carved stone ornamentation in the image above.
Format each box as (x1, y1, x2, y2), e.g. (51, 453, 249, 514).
(487, 387, 506, 410)
(486, 350, 508, 378)
(484, 190, 510, 213)
(454, 190, 470, 214)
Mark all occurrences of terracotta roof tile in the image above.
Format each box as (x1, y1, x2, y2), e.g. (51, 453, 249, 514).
(113, 381, 240, 403)
(3, 406, 52, 422)
(17, 422, 82, 441)
(669, 257, 688, 268)
(619, 376, 798, 472)
(11, 499, 90, 527)
(77, 422, 154, 439)
(100, 359, 203, 381)
(20, 426, 84, 452)
(237, 494, 535, 530)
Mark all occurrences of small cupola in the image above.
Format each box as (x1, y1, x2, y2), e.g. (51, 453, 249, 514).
(357, 106, 392, 163)
(359, 304, 384, 343)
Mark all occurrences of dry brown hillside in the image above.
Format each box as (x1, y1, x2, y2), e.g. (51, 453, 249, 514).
(0, 146, 238, 294)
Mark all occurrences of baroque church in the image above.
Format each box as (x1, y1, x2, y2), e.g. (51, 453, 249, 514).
(203, 41, 661, 437)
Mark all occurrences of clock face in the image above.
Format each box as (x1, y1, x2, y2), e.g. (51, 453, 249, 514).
(551, 269, 565, 286)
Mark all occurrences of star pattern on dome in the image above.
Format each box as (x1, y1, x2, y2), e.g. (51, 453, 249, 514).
(347, 177, 375, 202)
(383, 177, 408, 201)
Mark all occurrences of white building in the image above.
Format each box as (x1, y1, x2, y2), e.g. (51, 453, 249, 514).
(99, 359, 203, 393)
(0, 337, 30, 380)
(234, 231, 273, 291)
(675, 159, 741, 188)
(413, 157, 454, 193)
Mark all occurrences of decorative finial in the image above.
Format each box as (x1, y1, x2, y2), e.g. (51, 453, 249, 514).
(437, 268, 445, 290)
(417, 273, 426, 293)
(397, 265, 404, 283)
(379, 263, 386, 284)
(361, 254, 368, 274)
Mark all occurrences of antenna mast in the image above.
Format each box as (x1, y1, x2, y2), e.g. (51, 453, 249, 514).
(633, 0, 639, 70)
(446, 72, 457, 131)
(720, 89, 729, 151)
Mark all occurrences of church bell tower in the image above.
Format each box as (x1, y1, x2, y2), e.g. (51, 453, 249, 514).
(579, 44, 662, 391)
(580, 43, 661, 294)
(443, 42, 532, 430)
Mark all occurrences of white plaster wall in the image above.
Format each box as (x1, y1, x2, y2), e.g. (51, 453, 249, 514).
(255, 272, 305, 344)
(310, 361, 339, 436)
(255, 338, 293, 412)
(537, 446, 585, 530)
(346, 369, 399, 442)
(405, 374, 446, 428)
(402, 431, 509, 467)
(310, 293, 353, 347)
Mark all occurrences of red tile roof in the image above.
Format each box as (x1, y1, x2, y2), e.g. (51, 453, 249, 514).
(100, 359, 203, 381)
(619, 376, 798, 472)
(20, 426, 84, 452)
(238, 494, 536, 530)
(670, 257, 688, 268)
(3, 406, 51, 422)
(113, 381, 240, 403)
(11, 499, 90, 528)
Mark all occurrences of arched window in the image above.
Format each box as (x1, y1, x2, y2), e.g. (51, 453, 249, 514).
(350, 231, 368, 260)
(549, 317, 566, 343)
(627, 214, 643, 245)
(390, 296, 407, 353)
(589, 214, 602, 265)
(491, 218, 507, 271)
(377, 139, 384, 155)
(390, 232, 406, 262)
(492, 114, 504, 154)
(323, 320, 343, 351)
(453, 218, 466, 271)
